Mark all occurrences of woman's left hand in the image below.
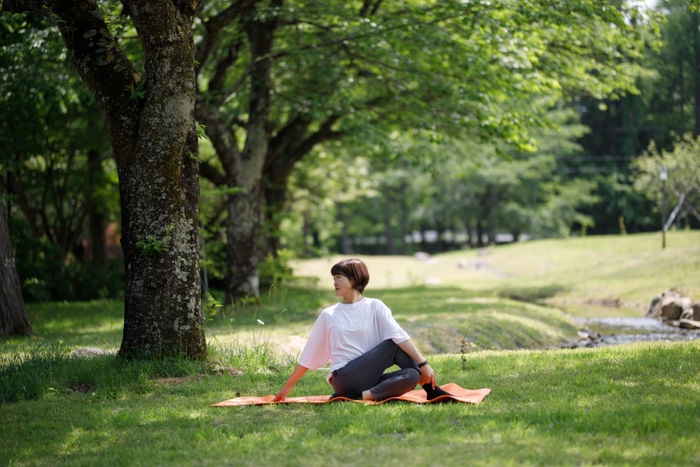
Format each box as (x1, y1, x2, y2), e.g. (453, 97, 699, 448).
(420, 364, 436, 388)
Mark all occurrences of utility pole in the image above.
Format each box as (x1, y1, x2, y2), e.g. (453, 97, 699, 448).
(660, 166, 668, 249)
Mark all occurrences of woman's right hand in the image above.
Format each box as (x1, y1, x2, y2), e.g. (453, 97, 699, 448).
(273, 364, 308, 402)
(272, 386, 290, 402)
(419, 364, 436, 388)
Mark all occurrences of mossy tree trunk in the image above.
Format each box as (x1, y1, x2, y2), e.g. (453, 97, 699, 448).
(3, 0, 207, 359)
(0, 193, 33, 337)
(194, 2, 343, 303)
(195, 2, 277, 305)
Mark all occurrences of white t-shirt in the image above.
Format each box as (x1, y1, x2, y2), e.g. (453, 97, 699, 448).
(298, 297, 410, 373)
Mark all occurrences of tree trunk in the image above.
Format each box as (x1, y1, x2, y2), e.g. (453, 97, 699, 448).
(383, 189, 396, 255)
(486, 184, 498, 244)
(302, 211, 311, 256)
(399, 190, 410, 255)
(221, 5, 276, 304)
(435, 221, 445, 252)
(476, 220, 485, 247)
(117, 2, 206, 359)
(338, 201, 350, 255)
(87, 149, 106, 263)
(3, 0, 207, 359)
(679, 55, 685, 132)
(225, 186, 263, 304)
(260, 182, 285, 260)
(694, 11, 700, 136)
(465, 220, 474, 248)
(0, 195, 33, 337)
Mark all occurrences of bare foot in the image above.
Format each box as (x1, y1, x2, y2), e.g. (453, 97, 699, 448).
(362, 390, 373, 401)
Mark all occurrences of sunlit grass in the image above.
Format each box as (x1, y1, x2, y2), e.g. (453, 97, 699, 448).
(292, 231, 700, 314)
(2, 341, 699, 466)
(3, 233, 699, 465)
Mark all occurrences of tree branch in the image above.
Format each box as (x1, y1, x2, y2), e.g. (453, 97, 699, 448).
(195, 95, 240, 181)
(195, 0, 261, 72)
(208, 39, 243, 93)
(199, 160, 227, 187)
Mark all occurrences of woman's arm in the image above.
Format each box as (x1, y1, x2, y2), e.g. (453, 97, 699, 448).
(398, 339, 436, 388)
(272, 364, 308, 402)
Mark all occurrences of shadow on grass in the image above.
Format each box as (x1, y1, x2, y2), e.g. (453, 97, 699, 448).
(0, 343, 209, 404)
(3, 300, 125, 351)
(495, 284, 569, 303)
(3, 342, 699, 466)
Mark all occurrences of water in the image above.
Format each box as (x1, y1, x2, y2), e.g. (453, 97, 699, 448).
(556, 304, 700, 347)
(572, 316, 683, 334)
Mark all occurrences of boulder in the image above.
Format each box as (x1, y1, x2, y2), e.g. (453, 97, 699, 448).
(679, 319, 700, 330)
(659, 296, 689, 320)
(680, 308, 694, 320)
(70, 347, 117, 359)
(693, 302, 700, 321)
(646, 295, 662, 317)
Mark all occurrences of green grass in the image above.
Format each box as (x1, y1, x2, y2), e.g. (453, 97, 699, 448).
(292, 230, 700, 315)
(202, 285, 577, 357)
(2, 341, 699, 466)
(2, 300, 125, 349)
(3, 232, 700, 466)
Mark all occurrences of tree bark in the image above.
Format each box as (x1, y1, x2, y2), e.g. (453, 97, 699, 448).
(399, 187, 410, 255)
(195, 3, 278, 304)
(383, 189, 396, 255)
(222, 4, 277, 304)
(3, 0, 207, 358)
(0, 194, 33, 337)
(87, 149, 106, 263)
(694, 13, 700, 136)
(338, 201, 350, 255)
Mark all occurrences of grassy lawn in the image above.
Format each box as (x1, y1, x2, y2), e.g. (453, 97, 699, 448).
(292, 230, 700, 316)
(3, 232, 700, 466)
(2, 341, 699, 466)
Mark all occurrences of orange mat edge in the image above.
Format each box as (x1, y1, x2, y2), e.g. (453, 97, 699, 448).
(212, 384, 491, 407)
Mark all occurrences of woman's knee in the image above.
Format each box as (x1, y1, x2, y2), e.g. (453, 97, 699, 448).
(402, 367, 420, 387)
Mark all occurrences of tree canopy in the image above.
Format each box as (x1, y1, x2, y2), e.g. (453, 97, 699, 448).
(193, 0, 646, 300)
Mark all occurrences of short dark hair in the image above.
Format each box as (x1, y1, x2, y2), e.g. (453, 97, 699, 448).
(331, 258, 370, 294)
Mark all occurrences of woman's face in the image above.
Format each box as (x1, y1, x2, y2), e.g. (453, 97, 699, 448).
(333, 274, 355, 298)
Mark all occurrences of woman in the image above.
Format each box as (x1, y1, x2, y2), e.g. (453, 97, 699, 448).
(273, 258, 451, 402)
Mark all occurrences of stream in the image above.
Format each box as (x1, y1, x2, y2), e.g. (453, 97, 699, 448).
(554, 303, 700, 348)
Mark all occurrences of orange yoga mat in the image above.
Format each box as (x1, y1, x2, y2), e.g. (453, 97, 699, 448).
(212, 383, 490, 407)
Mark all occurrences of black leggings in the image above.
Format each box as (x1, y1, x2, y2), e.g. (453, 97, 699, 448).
(329, 340, 421, 400)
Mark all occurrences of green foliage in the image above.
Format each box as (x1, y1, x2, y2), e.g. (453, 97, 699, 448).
(631, 133, 700, 218)
(205, 294, 224, 320)
(0, 13, 120, 286)
(196, 124, 208, 140)
(296, 108, 601, 255)
(8, 216, 124, 301)
(570, 0, 699, 234)
(188, 150, 202, 163)
(129, 80, 146, 102)
(135, 225, 173, 258)
(258, 249, 296, 288)
(135, 236, 169, 257)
